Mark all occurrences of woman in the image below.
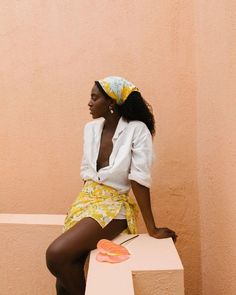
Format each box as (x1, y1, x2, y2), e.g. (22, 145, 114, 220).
(46, 76, 177, 295)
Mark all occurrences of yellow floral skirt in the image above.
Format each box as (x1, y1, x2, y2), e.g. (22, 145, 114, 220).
(63, 180, 138, 234)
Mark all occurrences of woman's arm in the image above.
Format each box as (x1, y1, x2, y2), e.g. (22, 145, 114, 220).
(131, 180, 177, 242)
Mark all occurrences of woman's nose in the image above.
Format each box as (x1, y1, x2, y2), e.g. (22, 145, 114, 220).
(88, 100, 93, 107)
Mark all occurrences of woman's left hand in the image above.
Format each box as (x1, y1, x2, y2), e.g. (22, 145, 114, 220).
(148, 227, 178, 243)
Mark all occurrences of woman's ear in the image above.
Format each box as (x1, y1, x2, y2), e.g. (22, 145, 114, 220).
(109, 100, 116, 108)
(110, 101, 119, 114)
(108, 105, 114, 114)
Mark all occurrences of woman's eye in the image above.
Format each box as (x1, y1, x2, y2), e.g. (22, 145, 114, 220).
(91, 95, 97, 101)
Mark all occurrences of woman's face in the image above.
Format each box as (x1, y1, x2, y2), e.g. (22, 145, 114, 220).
(88, 84, 111, 119)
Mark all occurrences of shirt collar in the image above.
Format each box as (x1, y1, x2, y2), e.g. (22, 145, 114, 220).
(94, 118, 105, 139)
(93, 117, 128, 140)
(113, 117, 128, 140)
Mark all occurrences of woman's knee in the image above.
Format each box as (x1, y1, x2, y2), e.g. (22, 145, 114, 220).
(46, 236, 88, 276)
(46, 240, 69, 276)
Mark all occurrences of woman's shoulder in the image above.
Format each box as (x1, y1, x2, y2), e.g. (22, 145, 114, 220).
(127, 119, 150, 134)
(127, 119, 146, 128)
(84, 118, 105, 130)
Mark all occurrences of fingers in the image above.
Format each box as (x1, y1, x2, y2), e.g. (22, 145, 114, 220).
(170, 231, 178, 243)
(172, 234, 177, 243)
(164, 228, 178, 243)
(151, 227, 178, 242)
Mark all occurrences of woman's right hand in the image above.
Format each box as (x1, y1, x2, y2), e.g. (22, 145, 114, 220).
(148, 227, 177, 243)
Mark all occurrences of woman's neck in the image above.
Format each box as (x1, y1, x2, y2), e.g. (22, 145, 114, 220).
(103, 113, 121, 130)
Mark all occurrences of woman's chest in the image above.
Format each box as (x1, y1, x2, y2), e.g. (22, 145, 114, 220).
(97, 131, 114, 168)
(85, 126, 135, 168)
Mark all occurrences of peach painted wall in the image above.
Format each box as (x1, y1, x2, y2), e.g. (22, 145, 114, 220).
(1, 1, 204, 294)
(1, 223, 62, 294)
(196, 1, 236, 294)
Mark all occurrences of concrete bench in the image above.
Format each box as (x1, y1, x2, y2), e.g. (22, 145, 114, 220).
(0, 214, 184, 295)
(85, 233, 184, 295)
(0, 213, 66, 295)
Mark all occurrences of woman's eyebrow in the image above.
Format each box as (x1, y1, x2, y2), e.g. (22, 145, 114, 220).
(91, 92, 99, 97)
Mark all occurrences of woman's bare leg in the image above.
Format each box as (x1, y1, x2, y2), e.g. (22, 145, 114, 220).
(46, 218, 127, 295)
(56, 278, 70, 295)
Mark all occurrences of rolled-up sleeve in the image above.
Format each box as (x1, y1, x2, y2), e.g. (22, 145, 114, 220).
(128, 124, 153, 187)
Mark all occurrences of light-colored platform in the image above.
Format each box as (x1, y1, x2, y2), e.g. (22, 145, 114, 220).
(0, 213, 65, 225)
(0, 214, 65, 295)
(1, 214, 184, 295)
(85, 233, 184, 295)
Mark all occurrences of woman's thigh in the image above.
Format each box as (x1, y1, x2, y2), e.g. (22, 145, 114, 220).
(47, 217, 127, 263)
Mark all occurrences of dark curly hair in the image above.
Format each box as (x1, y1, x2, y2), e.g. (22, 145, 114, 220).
(95, 81, 155, 136)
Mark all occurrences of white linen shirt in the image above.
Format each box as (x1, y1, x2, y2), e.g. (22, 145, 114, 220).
(80, 117, 153, 193)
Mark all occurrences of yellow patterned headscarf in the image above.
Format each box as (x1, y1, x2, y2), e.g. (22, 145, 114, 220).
(97, 76, 139, 105)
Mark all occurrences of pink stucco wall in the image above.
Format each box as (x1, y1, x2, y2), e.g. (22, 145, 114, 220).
(1, 223, 61, 294)
(1, 1, 236, 295)
(196, 1, 236, 294)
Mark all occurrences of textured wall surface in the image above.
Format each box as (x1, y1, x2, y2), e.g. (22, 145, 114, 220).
(196, 1, 236, 294)
(133, 270, 184, 295)
(0, 223, 61, 294)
